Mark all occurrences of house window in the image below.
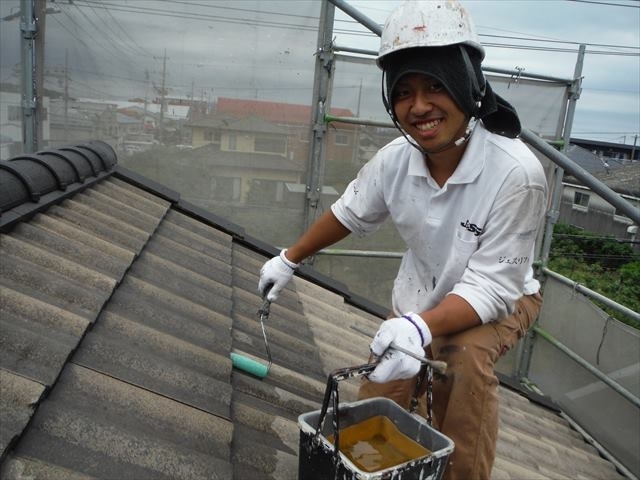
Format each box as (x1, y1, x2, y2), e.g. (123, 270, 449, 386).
(248, 178, 284, 204)
(228, 133, 237, 151)
(335, 133, 349, 146)
(204, 130, 221, 142)
(573, 192, 590, 208)
(255, 136, 286, 154)
(211, 176, 240, 201)
(8, 105, 21, 121)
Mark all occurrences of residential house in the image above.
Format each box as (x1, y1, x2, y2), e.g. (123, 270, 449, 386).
(48, 99, 93, 148)
(0, 134, 13, 160)
(356, 125, 401, 165)
(142, 114, 305, 207)
(571, 137, 639, 162)
(215, 97, 357, 164)
(47, 99, 121, 150)
(562, 144, 639, 244)
(185, 99, 375, 209)
(0, 89, 51, 158)
(187, 113, 236, 150)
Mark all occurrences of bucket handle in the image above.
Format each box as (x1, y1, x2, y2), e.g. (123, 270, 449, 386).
(313, 360, 438, 467)
(313, 363, 378, 471)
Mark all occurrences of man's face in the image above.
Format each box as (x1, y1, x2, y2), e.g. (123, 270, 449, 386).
(392, 73, 469, 154)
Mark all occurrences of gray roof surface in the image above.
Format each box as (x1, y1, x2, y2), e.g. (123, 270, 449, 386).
(189, 145, 304, 172)
(591, 162, 640, 197)
(0, 144, 628, 480)
(565, 144, 613, 175)
(564, 144, 640, 196)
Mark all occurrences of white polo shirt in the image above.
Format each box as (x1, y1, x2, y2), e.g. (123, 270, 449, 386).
(331, 123, 548, 323)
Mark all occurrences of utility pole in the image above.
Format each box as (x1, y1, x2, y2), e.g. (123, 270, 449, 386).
(64, 48, 69, 142)
(5, 0, 59, 152)
(190, 79, 195, 120)
(142, 69, 150, 133)
(20, 0, 38, 153)
(159, 49, 167, 144)
(155, 49, 168, 145)
(34, 0, 45, 148)
(46, 52, 70, 145)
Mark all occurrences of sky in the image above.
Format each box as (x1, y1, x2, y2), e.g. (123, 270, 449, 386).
(1, 0, 638, 146)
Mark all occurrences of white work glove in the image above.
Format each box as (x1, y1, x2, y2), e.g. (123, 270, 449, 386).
(258, 249, 299, 302)
(369, 312, 432, 383)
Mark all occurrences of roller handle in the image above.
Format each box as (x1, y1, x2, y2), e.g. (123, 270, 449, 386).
(389, 342, 448, 376)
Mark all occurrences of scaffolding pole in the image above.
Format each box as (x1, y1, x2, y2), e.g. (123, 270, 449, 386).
(304, 1, 336, 237)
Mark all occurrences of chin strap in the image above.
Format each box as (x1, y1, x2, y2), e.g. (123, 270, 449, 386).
(453, 116, 477, 147)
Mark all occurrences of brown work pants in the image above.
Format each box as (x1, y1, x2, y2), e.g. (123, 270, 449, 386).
(358, 293, 543, 480)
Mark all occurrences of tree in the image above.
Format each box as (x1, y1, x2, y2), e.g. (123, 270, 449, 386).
(548, 223, 639, 329)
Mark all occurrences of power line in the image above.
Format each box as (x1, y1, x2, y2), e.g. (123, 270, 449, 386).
(66, 67, 151, 85)
(56, 5, 139, 72)
(156, 0, 320, 22)
(573, 131, 640, 134)
(74, 0, 319, 32)
(481, 42, 639, 56)
(11, 0, 636, 106)
(68, 3, 143, 72)
(550, 252, 637, 260)
(552, 233, 638, 242)
(567, 0, 640, 7)
(480, 33, 639, 51)
(66, 0, 640, 58)
(66, 77, 122, 99)
(103, 6, 162, 60)
(84, 2, 149, 59)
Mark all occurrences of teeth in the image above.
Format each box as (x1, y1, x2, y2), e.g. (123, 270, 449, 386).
(417, 119, 440, 131)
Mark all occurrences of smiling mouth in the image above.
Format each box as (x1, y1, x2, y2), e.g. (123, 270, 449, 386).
(415, 119, 441, 132)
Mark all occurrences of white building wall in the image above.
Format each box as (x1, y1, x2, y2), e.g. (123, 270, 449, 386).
(0, 90, 51, 155)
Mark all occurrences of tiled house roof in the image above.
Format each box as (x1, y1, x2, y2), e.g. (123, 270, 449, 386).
(216, 97, 354, 126)
(590, 162, 640, 198)
(0, 143, 627, 479)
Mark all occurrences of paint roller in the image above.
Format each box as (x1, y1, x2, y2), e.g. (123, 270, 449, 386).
(230, 296, 272, 379)
(230, 287, 448, 379)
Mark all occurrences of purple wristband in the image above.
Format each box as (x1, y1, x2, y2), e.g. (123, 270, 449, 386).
(402, 314, 425, 346)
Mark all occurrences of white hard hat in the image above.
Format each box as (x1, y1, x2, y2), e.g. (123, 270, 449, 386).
(377, 0, 485, 68)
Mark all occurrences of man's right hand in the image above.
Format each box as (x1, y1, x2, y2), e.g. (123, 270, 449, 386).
(258, 249, 299, 302)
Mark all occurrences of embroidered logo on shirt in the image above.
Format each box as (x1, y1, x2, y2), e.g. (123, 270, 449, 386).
(499, 255, 529, 265)
(460, 219, 483, 236)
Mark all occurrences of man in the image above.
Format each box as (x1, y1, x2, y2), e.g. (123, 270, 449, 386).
(258, 1, 547, 478)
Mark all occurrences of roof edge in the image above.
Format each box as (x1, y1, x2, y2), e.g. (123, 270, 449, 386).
(496, 372, 562, 413)
(113, 166, 181, 204)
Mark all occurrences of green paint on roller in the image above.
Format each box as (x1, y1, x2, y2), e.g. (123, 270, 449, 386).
(230, 352, 269, 378)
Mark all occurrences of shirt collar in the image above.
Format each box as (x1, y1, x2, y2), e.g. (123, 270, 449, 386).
(407, 123, 487, 184)
(448, 123, 486, 184)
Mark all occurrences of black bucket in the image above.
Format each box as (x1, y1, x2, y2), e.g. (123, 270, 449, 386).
(297, 364, 454, 480)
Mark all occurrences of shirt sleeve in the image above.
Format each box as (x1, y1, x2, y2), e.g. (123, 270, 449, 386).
(331, 153, 391, 237)
(451, 169, 547, 323)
